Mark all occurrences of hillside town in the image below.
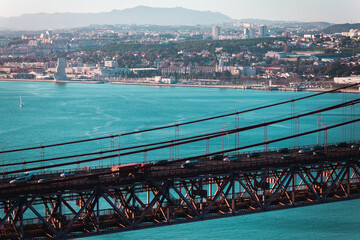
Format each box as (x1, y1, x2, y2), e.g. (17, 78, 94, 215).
(0, 22, 360, 90)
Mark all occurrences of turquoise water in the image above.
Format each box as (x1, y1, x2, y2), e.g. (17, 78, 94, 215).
(1, 81, 360, 239)
(84, 199, 360, 240)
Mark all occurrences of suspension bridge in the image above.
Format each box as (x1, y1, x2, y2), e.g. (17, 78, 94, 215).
(0, 84, 360, 239)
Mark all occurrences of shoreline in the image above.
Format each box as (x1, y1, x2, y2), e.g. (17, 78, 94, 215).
(112, 82, 360, 93)
(1, 78, 359, 94)
(0, 78, 104, 84)
(111, 81, 245, 89)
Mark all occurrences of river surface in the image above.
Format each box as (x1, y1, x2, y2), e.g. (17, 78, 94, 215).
(0, 81, 359, 239)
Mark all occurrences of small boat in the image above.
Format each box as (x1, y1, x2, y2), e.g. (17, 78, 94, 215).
(20, 96, 23, 108)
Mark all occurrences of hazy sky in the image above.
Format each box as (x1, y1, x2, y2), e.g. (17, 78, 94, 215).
(1, 0, 359, 23)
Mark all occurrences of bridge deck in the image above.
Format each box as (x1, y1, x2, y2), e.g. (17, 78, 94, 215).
(0, 146, 358, 198)
(1, 145, 360, 239)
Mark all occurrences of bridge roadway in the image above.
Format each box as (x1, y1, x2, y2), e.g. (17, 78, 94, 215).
(1, 144, 360, 239)
(1, 144, 359, 198)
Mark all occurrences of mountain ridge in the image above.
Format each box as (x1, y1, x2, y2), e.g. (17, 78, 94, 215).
(323, 23, 360, 34)
(0, 6, 233, 31)
(240, 18, 331, 28)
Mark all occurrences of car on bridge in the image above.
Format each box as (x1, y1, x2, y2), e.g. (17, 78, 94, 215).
(9, 171, 36, 184)
(311, 145, 324, 151)
(210, 154, 223, 160)
(60, 171, 76, 178)
(155, 159, 168, 165)
(351, 143, 360, 149)
(299, 148, 312, 154)
(336, 142, 348, 148)
(181, 159, 198, 169)
(247, 152, 260, 158)
(277, 148, 289, 153)
(223, 156, 238, 162)
(112, 163, 153, 177)
(10, 176, 28, 184)
(20, 171, 35, 181)
(281, 155, 293, 160)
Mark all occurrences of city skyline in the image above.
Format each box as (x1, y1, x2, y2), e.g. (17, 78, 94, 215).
(1, 0, 360, 24)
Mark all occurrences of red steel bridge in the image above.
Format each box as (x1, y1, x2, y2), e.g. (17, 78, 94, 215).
(0, 84, 360, 239)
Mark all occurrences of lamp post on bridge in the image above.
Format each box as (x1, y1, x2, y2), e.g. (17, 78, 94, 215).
(110, 138, 120, 166)
(111, 131, 125, 166)
(317, 113, 322, 145)
(222, 123, 230, 156)
(226, 132, 230, 152)
(2, 141, 10, 180)
(318, 117, 328, 152)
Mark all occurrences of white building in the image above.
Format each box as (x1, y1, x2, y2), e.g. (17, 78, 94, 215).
(334, 76, 360, 84)
(230, 66, 256, 76)
(154, 76, 176, 84)
(341, 29, 359, 38)
(216, 59, 256, 76)
(212, 26, 220, 40)
(265, 51, 287, 59)
(259, 25, 267, 37)
(162, 78, 176, 84)
(244, 28, 250, 38)
(104, 60, 118, 68)
(28, 40, 42, 47)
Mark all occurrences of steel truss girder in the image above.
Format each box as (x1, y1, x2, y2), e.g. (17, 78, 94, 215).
(204, 176, 232, 215)
(170, 184, 200, 218)
(101, 192, 132, 226)
(1, 159, 360, 239)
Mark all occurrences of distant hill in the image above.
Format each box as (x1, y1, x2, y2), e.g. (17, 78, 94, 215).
(240, 18, 331, 29)
(323, 23, 360, 34)
(240, 18, 298, 25)
(0, 6, 233, 31)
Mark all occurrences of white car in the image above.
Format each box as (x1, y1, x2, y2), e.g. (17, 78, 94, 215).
(351, 144, 360, 149)
(60, 171, 75, 178)
(181, 159, 198, 169)
(10, 177, 27, 184)
(223, 156, 238, 162)
(298, 148, 312, 154)
(21, 171, 35, 181)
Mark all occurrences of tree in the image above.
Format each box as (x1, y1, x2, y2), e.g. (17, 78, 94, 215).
(283, 44, 291, 53)
(219, 70, 232, 81)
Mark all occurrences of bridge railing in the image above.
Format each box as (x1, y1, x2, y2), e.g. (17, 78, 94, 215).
(2, 141, 359, 187)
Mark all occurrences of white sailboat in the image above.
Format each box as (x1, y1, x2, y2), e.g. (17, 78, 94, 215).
(20, 96, 23, 108)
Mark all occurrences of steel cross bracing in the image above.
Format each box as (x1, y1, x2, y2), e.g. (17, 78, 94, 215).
(1, 148, 360, 239)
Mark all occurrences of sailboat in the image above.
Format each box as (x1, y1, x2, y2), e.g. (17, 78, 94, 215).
(20, 96, 23, 108)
